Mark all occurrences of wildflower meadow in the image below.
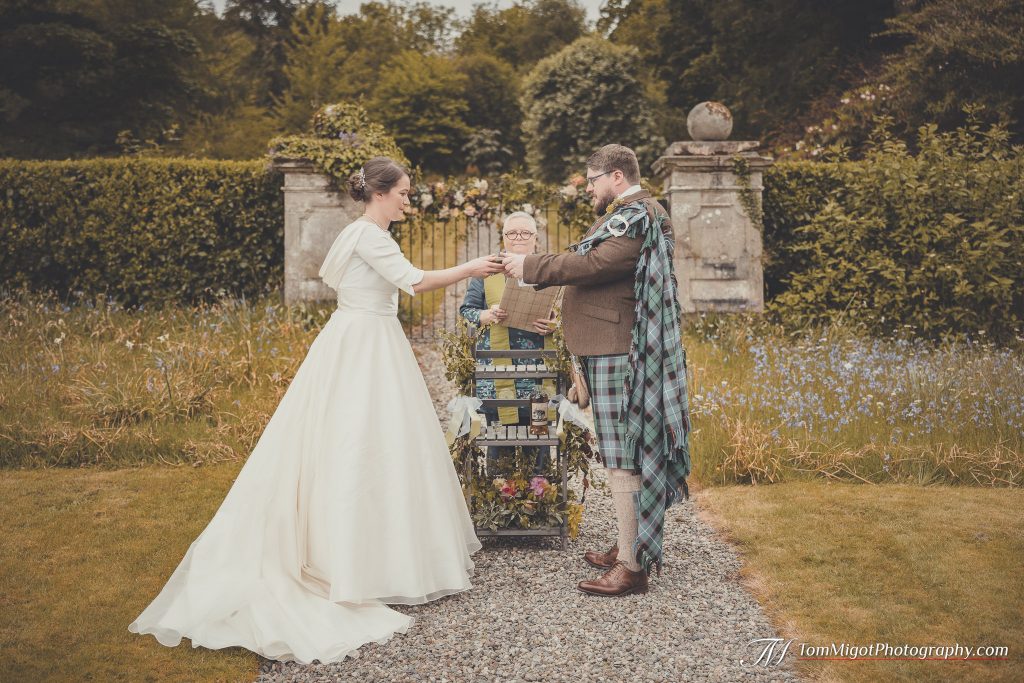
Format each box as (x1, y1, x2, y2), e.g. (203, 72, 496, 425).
(4, 293, 1021, 492)
(687, 317, 1024, 488)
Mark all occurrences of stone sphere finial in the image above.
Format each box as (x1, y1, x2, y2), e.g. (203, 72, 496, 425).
(687, 102, 733, 141)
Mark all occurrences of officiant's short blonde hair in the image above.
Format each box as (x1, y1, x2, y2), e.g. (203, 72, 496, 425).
(502, 212, 537, 233)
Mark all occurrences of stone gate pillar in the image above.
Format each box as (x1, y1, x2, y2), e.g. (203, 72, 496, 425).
(652, 102, 772, 313)
(274, 159, 361, 305)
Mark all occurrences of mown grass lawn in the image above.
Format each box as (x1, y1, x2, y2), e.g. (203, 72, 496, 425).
(699, 481, 1024, 682)
(0, 462, 256, 683)
(4, 464, 1021, 682)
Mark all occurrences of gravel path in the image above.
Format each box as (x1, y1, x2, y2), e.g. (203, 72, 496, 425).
(255, 342, 800, 683)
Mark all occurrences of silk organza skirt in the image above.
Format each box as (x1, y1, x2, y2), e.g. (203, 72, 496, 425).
(129, 309, 481, 663)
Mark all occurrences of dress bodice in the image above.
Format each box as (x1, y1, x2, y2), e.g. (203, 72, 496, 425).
(319, 219, 424, 316)
(335, 286, 400, 316)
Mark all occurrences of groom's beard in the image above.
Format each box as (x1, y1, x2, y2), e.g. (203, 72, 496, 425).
(592, 188, 615, 215)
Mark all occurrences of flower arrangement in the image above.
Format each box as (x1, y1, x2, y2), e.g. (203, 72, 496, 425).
(408, 178, 493, 222)
(449, 436, 586, 537)
(404, 172, 596, 244)
(478, 473, 572, 532)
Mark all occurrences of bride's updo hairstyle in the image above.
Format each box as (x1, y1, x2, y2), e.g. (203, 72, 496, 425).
(347, 157, 409, 202)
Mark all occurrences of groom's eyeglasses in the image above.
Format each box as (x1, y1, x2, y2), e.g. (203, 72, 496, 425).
(585, 170, 613, 187)
(502, 230, 537, 240)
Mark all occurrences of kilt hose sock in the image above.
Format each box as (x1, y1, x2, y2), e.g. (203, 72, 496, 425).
(607, 468, 642, 572)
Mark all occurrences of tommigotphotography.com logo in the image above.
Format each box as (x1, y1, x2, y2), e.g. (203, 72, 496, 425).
(742, 638, 1010, 667)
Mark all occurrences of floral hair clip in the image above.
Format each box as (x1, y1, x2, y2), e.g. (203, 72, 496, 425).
(357, 168, 366, 189)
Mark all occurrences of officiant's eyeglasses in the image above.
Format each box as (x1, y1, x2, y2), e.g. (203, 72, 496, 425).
(502, 230, 537, 240)
(585, 170, 613, 186)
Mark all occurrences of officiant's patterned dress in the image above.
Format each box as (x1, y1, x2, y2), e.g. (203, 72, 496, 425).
(460, 275, 548, 414)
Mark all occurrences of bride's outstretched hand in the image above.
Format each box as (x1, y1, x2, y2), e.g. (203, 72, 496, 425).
(465, 254, 505, 278)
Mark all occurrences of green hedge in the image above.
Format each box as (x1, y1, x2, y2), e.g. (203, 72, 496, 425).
(3, 133, 1022, 341)
(762, 160, 847, 302)
(762, 125, 1024, 341)
(1, 158, 282, 306)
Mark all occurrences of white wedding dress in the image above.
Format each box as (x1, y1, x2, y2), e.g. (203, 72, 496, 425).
(129, 218, 481, 663)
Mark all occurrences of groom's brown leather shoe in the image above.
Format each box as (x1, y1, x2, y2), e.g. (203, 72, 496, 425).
(583, 543, 618, 569)
(577, 561, 648, 597)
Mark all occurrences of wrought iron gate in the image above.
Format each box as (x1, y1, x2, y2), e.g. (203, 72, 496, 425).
(398, 203, 577, 341)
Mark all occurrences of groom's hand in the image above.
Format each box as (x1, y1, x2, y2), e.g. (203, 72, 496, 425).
(532, 318, 555, 335)
(502, 254, 526, 279)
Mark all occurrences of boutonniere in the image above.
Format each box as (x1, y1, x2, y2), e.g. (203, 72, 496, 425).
(604, 197, 626, 216)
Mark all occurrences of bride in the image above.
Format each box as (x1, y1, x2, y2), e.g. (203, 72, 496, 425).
(129, 157, 504, 663)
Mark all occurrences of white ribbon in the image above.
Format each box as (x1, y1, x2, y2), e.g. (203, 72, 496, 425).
(554, 394, 594, 437)
(446, 395, 484, 445)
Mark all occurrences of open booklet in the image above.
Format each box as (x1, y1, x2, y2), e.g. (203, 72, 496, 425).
(498, 276, 562, 331)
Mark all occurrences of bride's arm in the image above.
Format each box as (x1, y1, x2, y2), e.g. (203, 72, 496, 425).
(412, 256, 503, 294)
(354, 226, 502, 295)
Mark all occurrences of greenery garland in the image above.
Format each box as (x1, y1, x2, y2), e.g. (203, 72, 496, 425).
(268, 103, 409, 187)
(403, 172, 596, 245)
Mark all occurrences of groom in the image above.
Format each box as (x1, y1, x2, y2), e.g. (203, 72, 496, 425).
(503, 144, 691, 596)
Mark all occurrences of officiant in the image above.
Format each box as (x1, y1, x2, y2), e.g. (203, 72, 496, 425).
(459, 212, 558, 466)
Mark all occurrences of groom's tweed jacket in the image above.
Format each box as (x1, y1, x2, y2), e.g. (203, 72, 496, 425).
(523, 190, 673, 357)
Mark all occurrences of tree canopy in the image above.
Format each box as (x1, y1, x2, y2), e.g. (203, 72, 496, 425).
(1, 0, 1020, 171)
(0, 0, 215, 157)
(371, 51, 470, 174)
(521, 37, 664, 182)
(456, 0, 588, 73)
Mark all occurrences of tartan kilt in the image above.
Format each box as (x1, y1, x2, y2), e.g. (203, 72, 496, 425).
(582, 354, 636, 471)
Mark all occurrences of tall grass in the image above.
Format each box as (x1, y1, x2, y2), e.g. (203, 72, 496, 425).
(686, 315, 1024, 487)
(1, 292, 328, 467)
(3, 294, 1022, 487)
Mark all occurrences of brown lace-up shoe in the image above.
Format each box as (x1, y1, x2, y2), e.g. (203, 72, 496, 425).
(577, 561, 649, 597)
(583, 543, 618, 569)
